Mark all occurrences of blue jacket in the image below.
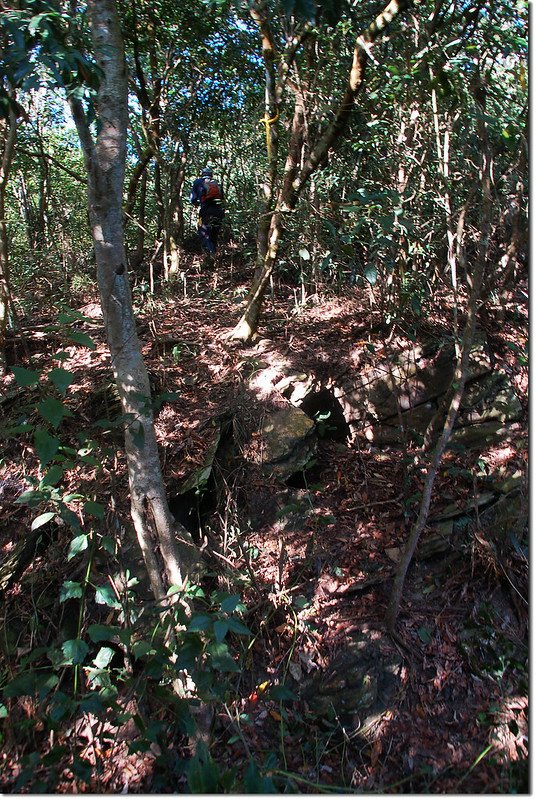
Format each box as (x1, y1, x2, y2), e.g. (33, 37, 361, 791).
(190, 176, 224, 207)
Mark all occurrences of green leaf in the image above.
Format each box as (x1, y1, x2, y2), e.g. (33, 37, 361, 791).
(418, 626, 432, 644)
(31, 511, 55, 531)
(48, 693, 75, 723)
(15, 489, 43, 507)
(38, 396, 71, 429)
(226, 617, 252, 637)
(58, 310, 89, 324)
(71, 755, 92, 781)
(60, 580, 83, 602)
(3, 672, 37, 698)
(87, 623, 122, 643)
(48, 368, 75, 395)
(2, 423, 33, 436)
(93, 646, 115, 669)
(62, 638, 89, 665)
(41, 464, 64, 486)
(188, 614, 212, 632)
(95, 584, 121, 608)
(213, 620, 229, 643)
(79, 692, 106, 714)
(173, 637, 203, 671)
(268, 684, 297, 701)
(220, 594, 242, 614)
(34, 427, 60, 466)
(0, 703, 7, 718)
(83, 500, 105, 519)
(244, 759, 277, 793)
(131, 640, 153, 658)
(59, 504, 82, 530)
(11, 366, 40, 386)
(67, 534, 88, 561)
(67, 330, 96, 349)
(100, 536, 115, 554)
(206, 642, 239, 672)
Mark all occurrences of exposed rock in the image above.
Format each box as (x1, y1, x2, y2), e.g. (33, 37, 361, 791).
(416, 519, 454, 559)
(333, 331, 491, 432)
(300, 629, 402, 740)
(479, 485, 528, 545)
(365, 402, 436, 445)
(177, 417, 228, 494)
(458, 372, 522, 426)
(276, 372, 318, 405)
(429, 492, 496, 523)
(248, 406, 317, 479)
(0, 527, 43, 591)
(267, 331, 520, 454)
(449, 421, 516, 449)
(245, 486, 313, 533)
(492, 470, 525, 495)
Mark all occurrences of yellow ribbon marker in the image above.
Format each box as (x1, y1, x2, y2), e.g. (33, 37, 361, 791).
(260, 111, 279, 159)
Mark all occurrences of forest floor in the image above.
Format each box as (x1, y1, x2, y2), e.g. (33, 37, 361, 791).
(0, 243, 529, 793)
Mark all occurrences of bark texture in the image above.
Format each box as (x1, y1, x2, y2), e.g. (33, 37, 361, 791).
(70, 0, 200, 601)
(0, 103, 18, 376)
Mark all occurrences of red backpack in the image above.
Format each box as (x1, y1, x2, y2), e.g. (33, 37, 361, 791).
(202, 178, 223, 204)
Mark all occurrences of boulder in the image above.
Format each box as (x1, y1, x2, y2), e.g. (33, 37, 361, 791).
(300, 629, 402, 740)
(458, 372, 522, 426)
(449, 421, 516, 449)
(333, 331, 491, 430)
(249, 406, 317, 480)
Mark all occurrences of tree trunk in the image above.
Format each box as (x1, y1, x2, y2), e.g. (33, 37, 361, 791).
(385, 75, 493, 632)
(249, 1, 281, 278)
(231, 91, 305, 341)
(129, 168, 147, 273)
(70, 0, 201, 602)
(0, 103, 18, 376)
(230, 0, 409, 342)
(167, 144, 188, 278)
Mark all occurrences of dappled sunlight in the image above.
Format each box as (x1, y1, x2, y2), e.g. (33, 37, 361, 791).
(1, 253, 527, 792)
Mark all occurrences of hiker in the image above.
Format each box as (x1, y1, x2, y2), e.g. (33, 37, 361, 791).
(190, 167, 225, 255)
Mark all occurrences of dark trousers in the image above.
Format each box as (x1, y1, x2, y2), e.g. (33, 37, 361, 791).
(198, 205, 224, 254)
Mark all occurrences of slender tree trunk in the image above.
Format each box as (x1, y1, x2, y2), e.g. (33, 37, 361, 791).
(124, 145, 153, 222)
(385, 77, 493, 632)
(129, 169, 147, 273)
(496, 136, 527, 319)
(230, 0, 409, 342)
(250, 1, 280, 277)
(0, 104, 18, 376)
(231, 91, 305, 341)
(70, 0, 200, 602)
(168, 144, 188, 278)
(430, 76, 461, 346)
